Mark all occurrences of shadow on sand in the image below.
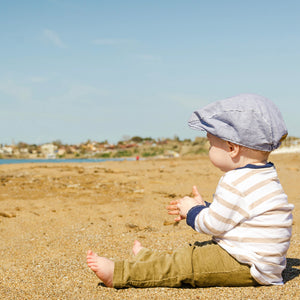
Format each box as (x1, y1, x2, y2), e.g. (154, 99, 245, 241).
(283, 258, 300, 283)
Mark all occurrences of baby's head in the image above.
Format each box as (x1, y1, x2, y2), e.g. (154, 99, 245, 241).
(188, 94, 287, 171)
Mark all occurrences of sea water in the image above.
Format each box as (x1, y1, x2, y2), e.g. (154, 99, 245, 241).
(0, 158, 135, 165)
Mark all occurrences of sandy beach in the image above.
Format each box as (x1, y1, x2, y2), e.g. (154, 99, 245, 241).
(0, 154, 299, 299)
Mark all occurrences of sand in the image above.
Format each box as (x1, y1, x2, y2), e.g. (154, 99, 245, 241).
(0, 154, 299, 299)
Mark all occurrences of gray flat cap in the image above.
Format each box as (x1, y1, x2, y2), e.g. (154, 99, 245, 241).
(188, 94, 288, 152)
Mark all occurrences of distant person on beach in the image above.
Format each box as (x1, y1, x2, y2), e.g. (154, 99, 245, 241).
(87, 94, 294, 288)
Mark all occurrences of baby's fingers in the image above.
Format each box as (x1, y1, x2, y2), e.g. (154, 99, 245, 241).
(174, 216, 182, 222)
(168, 210, 179, 215)
(192, 185, 200, 197)
(166, 204, 178, 211)
(169, 199, 179, 205)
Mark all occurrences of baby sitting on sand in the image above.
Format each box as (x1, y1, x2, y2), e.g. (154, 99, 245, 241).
(87, 94, 294, 288)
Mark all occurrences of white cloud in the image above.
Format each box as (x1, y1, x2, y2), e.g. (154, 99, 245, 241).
(43, 29, 66, 48)
(0, 79, 32, 101)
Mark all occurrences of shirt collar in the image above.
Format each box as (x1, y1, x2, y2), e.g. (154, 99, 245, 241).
(236, 162, 274, 170)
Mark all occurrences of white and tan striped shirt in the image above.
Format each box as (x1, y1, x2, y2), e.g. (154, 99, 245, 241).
(191, 162, 294, 285)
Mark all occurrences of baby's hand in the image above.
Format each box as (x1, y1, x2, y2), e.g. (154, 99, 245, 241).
(167, 186, 205, 222)
(167, 199, 182, 222)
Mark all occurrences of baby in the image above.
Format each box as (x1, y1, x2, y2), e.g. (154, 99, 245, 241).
(87, 94, 294, 288)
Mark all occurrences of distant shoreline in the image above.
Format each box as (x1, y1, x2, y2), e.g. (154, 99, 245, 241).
(0, 157, 137, 165)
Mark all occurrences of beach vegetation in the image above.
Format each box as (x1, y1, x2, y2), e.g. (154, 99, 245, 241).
(113, 150, 132, 158)
(183, 138, 192, 143)
(79, 146, 86, 154)
(192, 137, 207, 146)
(141, 152, 154, 157)
(131, 136, 143, 143)
(143, 137, 155, 142)
(194, 148, 209, 154)
(173, 135, 180, 142)
(17, 141, 28, 149)
(94, 152, 111, 158)
(142, 147, 164, 157)
(28, 144, 39, 154)
(52, 140, 63, 147)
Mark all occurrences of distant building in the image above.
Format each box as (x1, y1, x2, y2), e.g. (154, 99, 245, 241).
(41, 143, 57, 158)
(57, 148, 66, 156)
(1, 146, 13, 155)
(20, 148, 29, 154)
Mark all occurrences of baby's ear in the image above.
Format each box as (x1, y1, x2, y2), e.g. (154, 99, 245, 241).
(226, 141, 234, 151)
(226, 141, 240, 157)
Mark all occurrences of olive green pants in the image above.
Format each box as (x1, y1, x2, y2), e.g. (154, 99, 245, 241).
(113, 240, 258, 288)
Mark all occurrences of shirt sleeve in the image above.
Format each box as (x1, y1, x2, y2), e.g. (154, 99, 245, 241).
(186, 205, 207, 229)
(188, 178, 249, 236)
(186, 202, 211, 229)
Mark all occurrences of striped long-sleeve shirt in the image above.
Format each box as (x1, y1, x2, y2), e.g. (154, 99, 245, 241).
(186, 162, 294, 285)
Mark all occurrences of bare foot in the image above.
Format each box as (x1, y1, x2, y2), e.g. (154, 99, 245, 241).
(132, 240, 144, 256)
(86, 250, 114, 287)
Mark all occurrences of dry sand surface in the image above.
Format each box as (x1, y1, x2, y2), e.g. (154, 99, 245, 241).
(0, 154, 299, 299)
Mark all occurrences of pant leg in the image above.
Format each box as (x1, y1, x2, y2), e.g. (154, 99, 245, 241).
(113, 245, 195, 288)
(113, 240, 258, 288)
(192, 240, 258, 287)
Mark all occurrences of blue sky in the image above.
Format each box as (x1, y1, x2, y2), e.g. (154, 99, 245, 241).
(1, 0, 299, 145)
